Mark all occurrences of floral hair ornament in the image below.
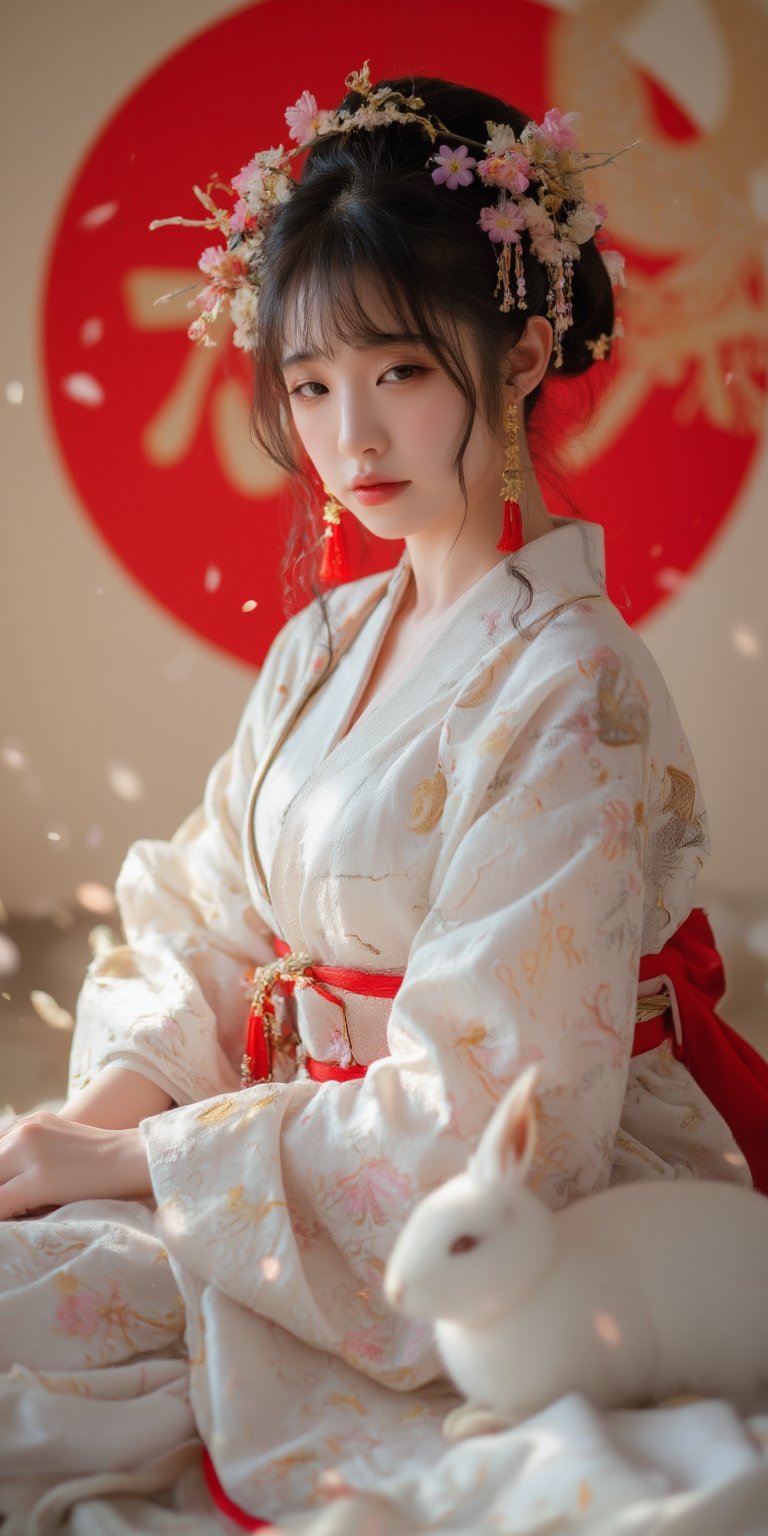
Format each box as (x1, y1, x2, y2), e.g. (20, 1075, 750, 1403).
(432, 109, 634, 365)
(149, 63, 442, 351)
(149, 61, 634, 368)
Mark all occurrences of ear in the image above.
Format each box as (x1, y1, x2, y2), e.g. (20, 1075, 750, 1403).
(502, 315, 553, 402)
(470, 1064, 541, 1188)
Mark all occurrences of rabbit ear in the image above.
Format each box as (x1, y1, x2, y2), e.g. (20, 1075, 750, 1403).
(470, 1064, 541, 1188)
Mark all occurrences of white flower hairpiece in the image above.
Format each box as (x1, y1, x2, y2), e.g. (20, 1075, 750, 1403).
(150, 61, 633, 367)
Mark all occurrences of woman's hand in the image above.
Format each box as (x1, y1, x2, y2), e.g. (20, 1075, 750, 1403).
(0, 1111, 154, 1220)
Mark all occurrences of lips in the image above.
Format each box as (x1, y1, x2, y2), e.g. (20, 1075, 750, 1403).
(349, 480, 411, 505)
(349, 479, 407, 491)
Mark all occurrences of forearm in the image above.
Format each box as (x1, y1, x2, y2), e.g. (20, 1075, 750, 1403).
(59, 1064, 174, 1129)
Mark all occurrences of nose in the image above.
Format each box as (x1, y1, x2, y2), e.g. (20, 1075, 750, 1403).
(336, 386, 388, 462)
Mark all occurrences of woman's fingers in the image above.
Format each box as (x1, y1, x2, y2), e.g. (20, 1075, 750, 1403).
(0, 1113, 85, 1219)
(0, 1114, 153, 1219)
(0, 1173, 40, 1222)
(0, 1116, 48, 1218)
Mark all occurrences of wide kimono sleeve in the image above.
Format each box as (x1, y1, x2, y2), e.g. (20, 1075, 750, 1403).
(67, 608, 314, 1108)
(139, 618, 654, 1388)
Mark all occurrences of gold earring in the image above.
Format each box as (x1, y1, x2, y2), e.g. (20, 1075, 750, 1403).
(497, 401, 524, 553)
(320, 483, 352, 583)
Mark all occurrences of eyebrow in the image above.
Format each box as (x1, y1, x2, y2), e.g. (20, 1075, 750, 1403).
(280, 332, 426, 370)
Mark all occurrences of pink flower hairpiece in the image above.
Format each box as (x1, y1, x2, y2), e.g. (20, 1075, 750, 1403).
(430, 111, 631, 364)
(150, 60, 633, 366)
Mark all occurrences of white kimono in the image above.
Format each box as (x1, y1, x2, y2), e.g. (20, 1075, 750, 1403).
(1, 516, 762, 1535)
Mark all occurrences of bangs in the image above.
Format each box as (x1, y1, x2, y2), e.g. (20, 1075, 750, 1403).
(269, 219, 477, 413)
(280, 256, 428, 366)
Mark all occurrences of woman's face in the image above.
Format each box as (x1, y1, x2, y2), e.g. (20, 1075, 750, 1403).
(280, 283, 504, 546)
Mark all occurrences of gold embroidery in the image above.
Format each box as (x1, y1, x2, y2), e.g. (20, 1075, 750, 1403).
(635, 990, 671, 1022)
(53, 1272, 79, 1296)
(456, 664, 497, 708)
(33, 1374, 91, 1397)
(238, 1088, 283, 1121)
(226, 1185, 287, 1224)
(271, 1450, 318, 1472)
(596, 664, 649, 747)
(519, 894, 582, 1004)
(662, 765, 697, 822)
(196, 1096, 238, 1125)
(189, 1310, 207, 1367)
(455, 642, 526, 708)
(480, 720, 517, 755)
(343, 932, 382, 955)
(494, 960, 521, 999)
(556, 924, 582, 966)
(581, 983, 625, 1058)
(408, 769, 447, 833)
(651, 766, 706, 922)
(614, 1129, 669, 1172)
(326, 1391, 367, 1415)
(452, 1021, 505, 1102)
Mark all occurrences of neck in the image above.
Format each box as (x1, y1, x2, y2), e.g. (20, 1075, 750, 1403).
(402, 447, 552, 618)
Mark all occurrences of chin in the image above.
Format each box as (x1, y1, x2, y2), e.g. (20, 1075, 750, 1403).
(355, 510, 443, 542)
(352, 513, 413, 541)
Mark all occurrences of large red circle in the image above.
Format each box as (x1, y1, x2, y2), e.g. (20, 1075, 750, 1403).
(42, 0, 761, 666)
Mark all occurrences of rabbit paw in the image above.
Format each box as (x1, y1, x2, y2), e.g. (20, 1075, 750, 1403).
(442, 1400, 521, 1441)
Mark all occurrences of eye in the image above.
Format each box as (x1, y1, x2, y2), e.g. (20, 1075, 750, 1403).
(381, 363, 425, 383)
(449, 1234, 479, 1256)
(288, 380, 328, 401)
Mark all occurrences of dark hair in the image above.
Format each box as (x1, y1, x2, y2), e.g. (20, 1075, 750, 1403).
(249, 74, 615, 629)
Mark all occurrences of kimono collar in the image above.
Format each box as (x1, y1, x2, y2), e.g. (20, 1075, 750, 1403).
(371, 515, 608, 644)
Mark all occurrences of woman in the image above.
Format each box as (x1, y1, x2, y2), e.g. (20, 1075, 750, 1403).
(1, 67, 764, 1533)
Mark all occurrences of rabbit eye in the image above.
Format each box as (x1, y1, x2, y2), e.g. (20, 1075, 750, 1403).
(449, 1234, 479, 1255)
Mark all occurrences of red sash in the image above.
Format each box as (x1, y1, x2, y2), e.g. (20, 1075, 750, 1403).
(208, 905, 768, 1528)
(241, 905, 766, 1194)
(637, 906, 768, 1197)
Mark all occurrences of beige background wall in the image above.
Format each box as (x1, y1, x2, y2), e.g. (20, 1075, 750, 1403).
(1, 0, 767, 982)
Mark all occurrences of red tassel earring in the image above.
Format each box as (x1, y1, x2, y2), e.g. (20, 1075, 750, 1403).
(319, 484, 353, 584)
(497, 400, 524, 553)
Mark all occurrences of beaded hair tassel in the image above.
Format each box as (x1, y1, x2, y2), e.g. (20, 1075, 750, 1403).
(497, 401, 524, 553)
(320, 484, 353, 583)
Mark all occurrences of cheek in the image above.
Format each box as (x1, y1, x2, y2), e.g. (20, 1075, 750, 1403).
(288, 405, 328, 465)
(395, 389, 467, 463)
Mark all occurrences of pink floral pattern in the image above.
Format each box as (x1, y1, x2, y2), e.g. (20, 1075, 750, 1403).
(339, 1322, 391, 1364)
(55, 1288, 100, 1337)
(333, 1160, 412, 1226)
(600, 799, 634, 861)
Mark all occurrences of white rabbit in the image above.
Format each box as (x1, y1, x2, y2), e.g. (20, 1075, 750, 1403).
(384, 1065, 768, 1432)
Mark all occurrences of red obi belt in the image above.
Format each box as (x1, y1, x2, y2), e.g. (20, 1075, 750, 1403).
(207, 903, 768, 1530)
(240, 905, 767, 1196)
